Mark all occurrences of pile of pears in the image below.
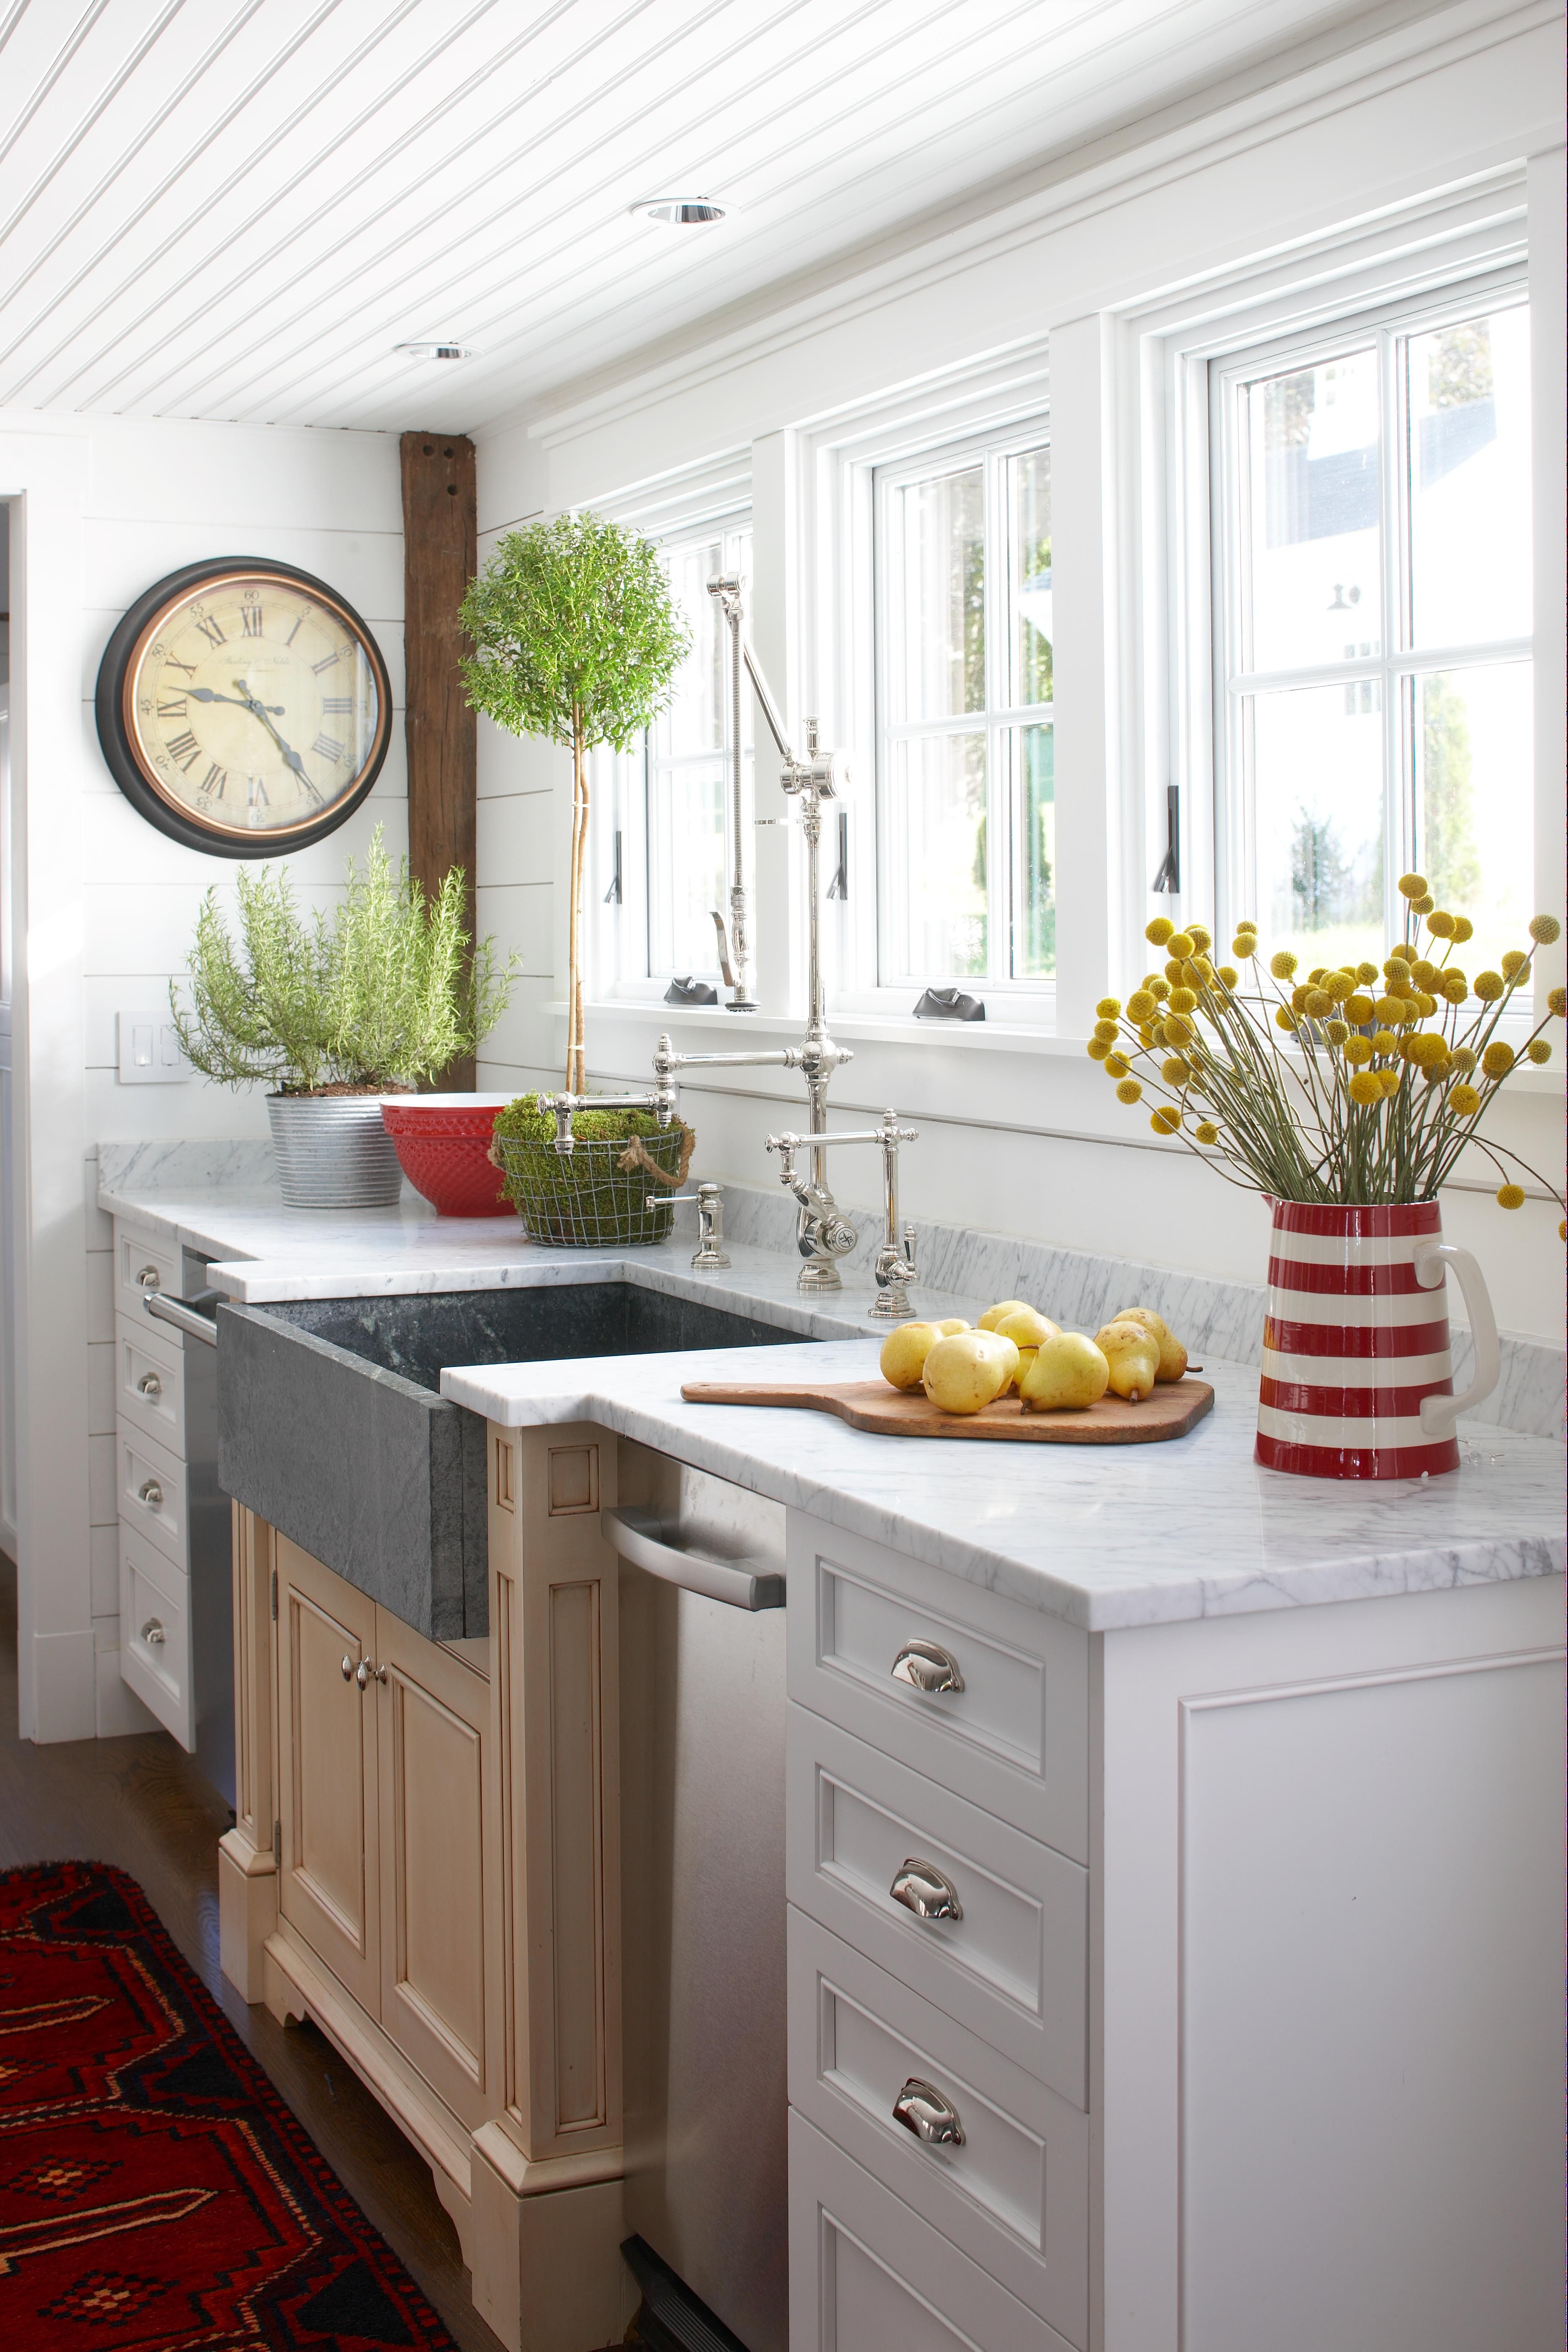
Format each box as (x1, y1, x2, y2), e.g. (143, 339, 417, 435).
(879, 1300, 1187, 1418)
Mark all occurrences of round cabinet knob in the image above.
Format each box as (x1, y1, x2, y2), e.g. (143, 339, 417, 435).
(891, 1638, 964, 1695)
(353, 1658, 386, 1689)
(892, 2078, 965, 2148)
(137, 1265, 161, 1292)
(890, 1857, 963, 1922)
(340, 1655, 355, 1682)
(137, 1479, 163, 1510)
(140, 1618, 165, 1648)
(137, 1372, 162, 1400)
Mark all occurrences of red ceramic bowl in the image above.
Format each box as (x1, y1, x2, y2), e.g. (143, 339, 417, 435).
(380, 1095, 512, 1217)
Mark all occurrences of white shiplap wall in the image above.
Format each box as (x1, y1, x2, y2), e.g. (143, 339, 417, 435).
(2, 410, 403, 1741)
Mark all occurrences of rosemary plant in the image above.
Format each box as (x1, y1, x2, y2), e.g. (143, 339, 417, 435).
(172, 828, 517, 1092)
(1090, 876, 1565, 1220)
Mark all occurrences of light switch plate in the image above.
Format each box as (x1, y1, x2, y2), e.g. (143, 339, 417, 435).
(117, 1010, 190, 1085)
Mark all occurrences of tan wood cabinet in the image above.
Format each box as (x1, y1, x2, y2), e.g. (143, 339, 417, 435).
(275, 1535, 381, 2012)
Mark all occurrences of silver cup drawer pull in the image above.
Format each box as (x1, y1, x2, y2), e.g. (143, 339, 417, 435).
(137, 1479, 164, 1510)
(137, 1264, 162, 1292)
(140, 1618, 166, 1648)
(136, 1372, 163, 1400)
(892, 2077, 965, 2147)
(891, 1638, 964, 1694)
(890, 1857, 963, 1922)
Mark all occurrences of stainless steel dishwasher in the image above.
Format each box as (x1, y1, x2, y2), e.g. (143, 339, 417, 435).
(609, 1441, 789, 2352)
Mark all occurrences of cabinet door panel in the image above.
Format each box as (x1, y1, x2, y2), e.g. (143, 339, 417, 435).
(275, 1537, 379, 2010)
(377, 1610, 492, 2127)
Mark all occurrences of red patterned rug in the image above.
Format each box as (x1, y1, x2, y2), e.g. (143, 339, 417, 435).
(0, 1860, 458, 2349)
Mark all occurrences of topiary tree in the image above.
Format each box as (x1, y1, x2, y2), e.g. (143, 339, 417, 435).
(460, 513, 689, 1092)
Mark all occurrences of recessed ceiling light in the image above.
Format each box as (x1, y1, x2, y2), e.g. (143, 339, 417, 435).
(629, 197, 727, 227)
(396, 340, 475, 360)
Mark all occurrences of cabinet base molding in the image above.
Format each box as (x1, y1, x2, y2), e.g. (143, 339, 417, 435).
(263, 1932, 474, 2255)
(217, 1828, 276, 2004)
(470, 2129, 636, 2352)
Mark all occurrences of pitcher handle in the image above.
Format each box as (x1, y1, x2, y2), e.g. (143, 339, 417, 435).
(1414, 1238, 1501, 1436)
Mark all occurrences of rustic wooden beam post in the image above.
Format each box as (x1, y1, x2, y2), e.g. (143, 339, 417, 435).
(401, 431, 478, 1089)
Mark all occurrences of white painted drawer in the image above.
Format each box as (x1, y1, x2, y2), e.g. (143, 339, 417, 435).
(118, 1522, 193, 1749)
(787, 1517, 1088, 1860)
(789, 1908, 1088, 2345)
(118, 1423, 186, 1571)
(787, 1708, 1087, 2107)
(115, 1311, 186, 1455)
(114, 1222, 181, 1325)
(789, 2111, 1073, 2352)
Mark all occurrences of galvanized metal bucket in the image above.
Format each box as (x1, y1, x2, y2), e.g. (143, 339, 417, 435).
(267, 1093, 404, 1209)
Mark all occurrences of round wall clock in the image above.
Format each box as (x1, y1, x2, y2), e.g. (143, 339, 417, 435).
(95, 557, 393, 856)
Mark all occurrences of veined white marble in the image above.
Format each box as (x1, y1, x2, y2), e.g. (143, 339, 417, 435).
(98, 1163, 1563, 1438)
(441, 1337, 1565, 1633)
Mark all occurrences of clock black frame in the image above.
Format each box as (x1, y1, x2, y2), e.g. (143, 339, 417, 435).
(95, 556, 394, 858)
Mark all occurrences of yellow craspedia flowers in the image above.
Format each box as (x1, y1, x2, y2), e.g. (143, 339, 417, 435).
(1150, 1106, 1181, 1135)
(1427, 910, 1456, 939)
(1275, 1006, 1297, 1031)
(1346, 993, 1374, 1023)
(1127, 988, 1157, 1020)
(1104, 1052, 1132, 1079)
(1526, 1039, 1552, 1064)
(1145, 917, 1174, 945)
(1496, 1185, 1526, 1210)
(1194, 1121, 1220, 1145)
(1407, 1032, 1449, 1070)
(1270, 950, 1297, 980)
(1166, 931, 1195, 959)
(1473, 971, 1505, 1001)
(1163, 1012, 1194, 1044)
(1529, 915, 1561, 944)
(1093, 1017, 1119, 1042)
(1115, 1078, 1142, 1105)
(1550, 987, 1567, 1017)
(1449, 1083, 1481, 1116)
(1086, 1037, 1111, 1061)
(1347, 1071, 1382, 1105)
(1343, 1035, 1374, 1065)
(1096, 996, 1122, 1019)
(1397, 872, 1427, 899)
(1500, 951, 1529, 980)
(1451, 916, 1473, 942)
(1481, 1042, 1514, 1078)
(1168, 986, 1198, 1013)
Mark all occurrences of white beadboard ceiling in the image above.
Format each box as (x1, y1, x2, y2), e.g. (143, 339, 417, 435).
(0, 0, 1434, 434)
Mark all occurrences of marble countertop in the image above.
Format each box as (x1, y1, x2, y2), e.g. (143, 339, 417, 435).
(442, 1336, 1565, 1632)
(101, 1166, 1564, 1634)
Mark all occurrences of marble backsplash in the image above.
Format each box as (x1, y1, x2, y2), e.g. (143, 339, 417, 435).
(93, 1140, 1564, 1441)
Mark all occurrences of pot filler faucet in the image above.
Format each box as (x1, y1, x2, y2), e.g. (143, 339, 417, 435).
(536, 574, 919, 1317)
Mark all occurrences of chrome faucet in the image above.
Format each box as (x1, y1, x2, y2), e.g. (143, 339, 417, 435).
(540, 1075, 678, 1155)
(765, 1111, 919, 1320)
(646, 576, 878, 1294)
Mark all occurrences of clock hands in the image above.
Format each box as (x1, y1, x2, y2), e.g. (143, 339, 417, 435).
(187, 686, 285, 714)
(227, 678, 317, 790)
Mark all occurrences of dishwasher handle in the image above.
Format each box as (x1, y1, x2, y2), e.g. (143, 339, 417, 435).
(600, 1505, 784, 1612)
(144, 1289, 221, 1347)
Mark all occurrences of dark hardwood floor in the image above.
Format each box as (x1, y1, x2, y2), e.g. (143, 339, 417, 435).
(0, 1554, 537, 2352)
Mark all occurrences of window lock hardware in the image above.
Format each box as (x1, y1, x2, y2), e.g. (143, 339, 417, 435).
(603, 828, 623, 905)
(1152, 782, 1180, 895)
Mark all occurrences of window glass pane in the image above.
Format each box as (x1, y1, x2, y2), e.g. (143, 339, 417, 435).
(1407, 307, 1531, 649)
(662, 538, 725, 751)
(1010, 722, 1055, 976)
(886, 732, 986, 977)
(1009, 446, 1052, 707)
(890, 467, 985, 720)
(647, 760, 725, 975)
(1415, 663, 1533, 975)
(1244, 348, 1380, 673)
(1251, 683, 1385, 972)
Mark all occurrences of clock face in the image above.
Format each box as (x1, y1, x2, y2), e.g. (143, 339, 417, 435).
(97, 560, 392, 856)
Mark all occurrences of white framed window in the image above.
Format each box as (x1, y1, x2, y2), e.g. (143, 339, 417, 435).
(873, 428, 1054, 1003)
(1210, 281, 1532, 979)
(593, 518, 752, 998)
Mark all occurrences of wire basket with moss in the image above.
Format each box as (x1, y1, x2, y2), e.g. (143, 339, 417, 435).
(492, 1094, 697, 1247)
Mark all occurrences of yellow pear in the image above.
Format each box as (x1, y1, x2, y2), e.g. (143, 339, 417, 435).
(978, 1298, 1032, 1331)
(1109, 1306, 1188, 1383)
(1010, 1345, 1039, 1395)
(879, 1321, 942, 1392)
(935, 1317, 971, 1336)
(995, 1306, 1060, 1349)
(1021, 1332, 1109, 1411)
(1094, 1320, 1161, 1403)
(922, 1331, 1014, 1415)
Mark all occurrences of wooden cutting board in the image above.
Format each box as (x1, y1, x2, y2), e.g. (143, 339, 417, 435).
(678, 1375, 1215, 1444)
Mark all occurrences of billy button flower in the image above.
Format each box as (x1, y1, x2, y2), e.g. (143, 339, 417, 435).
(1194, 1120, 1220, 1144)
(1371, 1028, 1397, 1055)
(1550, 987, 1566, 1017)
(1150, 1106, 1181, 1135)
(1093, 1017, 1119, 1043)
(1496, 1185, 1526, 1210)
(1126, 988, 1158, 1019)
(1378, 1068, 1401, 1096)
(1526, 1039, 1552, 1064)
(1116, 1078, 1142, 1104)
(1346, 992, 1375, 1023)
(1163, 1012, 1195, 1044)
(1145, 917, 1174, 945)
(1414, 993, 1438, 1018)
(1104, 1052, 1132, 1078)
(1342, 1034, 1375, 1064)
(1427, 909, 1457, 939)
(1275, 1005, 1298, 1031)
(1500, 951, 1529, 982)
(1473, 970, 1506, 1001)
(1450, 916, 1473, 942)
(1449, 1083, 1482, 1116)
(1231, 936, 1256, 960)
(1086, 1037, 1112, 1061)
(1529, 915, 1561, 944)
(1270, 950, 1297, 980)
(1324, 1018, 1351, 1046)
(1481, 1042, 1514, 1078)
(1450, 1046, 1477, 1074)
(1443, 971, 1468, 1003)
(1168, 985, 1198, 1012)
(1218, 966, 1239, 988)
(1304, 987, 1333, 1018)
(1397, 872, 1428, 900)
(1148, 976, 1171, 1001)
(1162, 1056, 1192, 1084)
(1164, 931, 1196, 959)
(1096, 995, 1123, 1019)
(1346, 1070, 1382, 1105)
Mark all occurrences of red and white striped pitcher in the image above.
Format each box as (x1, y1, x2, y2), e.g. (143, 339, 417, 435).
(1256, 1200, 1501, 1479)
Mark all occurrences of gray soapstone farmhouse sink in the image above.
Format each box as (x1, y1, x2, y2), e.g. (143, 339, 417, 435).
(217, 1282, 803, 1640)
